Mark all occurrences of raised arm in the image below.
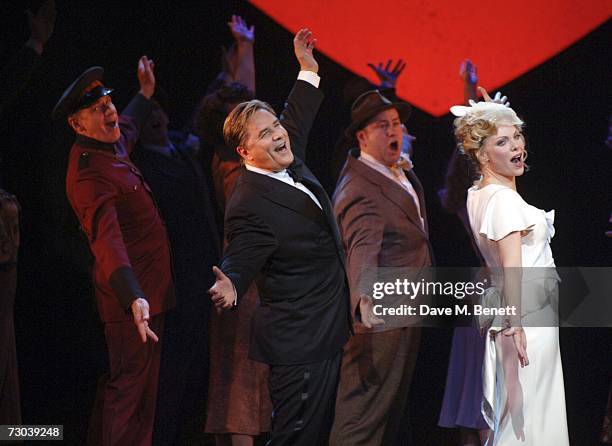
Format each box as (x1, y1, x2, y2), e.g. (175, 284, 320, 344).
(119, 56, 155, 154)
(209, 201, 278, 310)
(228, 14, 256, 93)
(0, 0, 56, 114)
(460, 59, 478, 105)
(208, 15, 256, 95)
(460, 60, 510, 107)
(278, 28, 323, 160)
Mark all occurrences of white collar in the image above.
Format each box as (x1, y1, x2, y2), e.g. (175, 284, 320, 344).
(359, 151, 414, 172)
(359, 151, 394, 172)
(245, 163, 292, 176)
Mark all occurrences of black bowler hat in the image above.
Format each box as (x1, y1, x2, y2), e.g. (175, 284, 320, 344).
(345, 90, 411, 137)
(51, 66, 113, 120)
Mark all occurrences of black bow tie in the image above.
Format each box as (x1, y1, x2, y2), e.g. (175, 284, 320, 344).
(287, 166, 303, 183)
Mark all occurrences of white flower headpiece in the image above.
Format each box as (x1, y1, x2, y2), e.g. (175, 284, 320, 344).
(450, 100, 523, 127)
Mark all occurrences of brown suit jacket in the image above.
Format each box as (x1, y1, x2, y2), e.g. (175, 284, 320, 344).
(333, 149, 433, 333)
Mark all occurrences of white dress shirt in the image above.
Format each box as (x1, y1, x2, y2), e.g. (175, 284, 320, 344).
(245, 164, 322, 209)
(359, 152, 424, 229)
(296, 70, 320, 88)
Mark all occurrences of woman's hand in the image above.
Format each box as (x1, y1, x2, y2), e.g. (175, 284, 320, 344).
(504, 326, 529, 367)
(476, 86, 510, 107)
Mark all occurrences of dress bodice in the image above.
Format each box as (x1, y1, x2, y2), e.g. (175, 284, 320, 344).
(466, 184, 556, 269)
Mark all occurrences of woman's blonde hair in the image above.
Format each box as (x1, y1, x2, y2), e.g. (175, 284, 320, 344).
(451, 102, 525, 170)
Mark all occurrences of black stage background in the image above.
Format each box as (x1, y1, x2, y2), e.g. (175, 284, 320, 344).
(1, 1, 611, 444)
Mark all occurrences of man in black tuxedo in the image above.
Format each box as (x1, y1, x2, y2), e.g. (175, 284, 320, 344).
(209, 29, 351, 445)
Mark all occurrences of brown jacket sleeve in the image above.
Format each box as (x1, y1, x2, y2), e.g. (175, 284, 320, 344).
(334, 189, 384, 320)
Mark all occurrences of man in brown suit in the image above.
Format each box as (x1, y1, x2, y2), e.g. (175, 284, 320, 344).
(330, 90, 433, 445)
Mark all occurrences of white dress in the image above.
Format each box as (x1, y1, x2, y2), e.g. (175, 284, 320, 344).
(466, 184, 569, 445)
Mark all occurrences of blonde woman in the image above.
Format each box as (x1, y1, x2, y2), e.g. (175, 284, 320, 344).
(451, 93, 569, 445)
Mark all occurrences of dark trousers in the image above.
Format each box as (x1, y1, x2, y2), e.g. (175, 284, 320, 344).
(0, 265, 20, 427)
(88, 315, 164, 446)
(266, 350, 342, 446)
(329, 327, 421, 446)
(0, 190, 20, 426)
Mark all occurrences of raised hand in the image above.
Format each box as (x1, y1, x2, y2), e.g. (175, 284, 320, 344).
(137, 55, 156, 99)
(460, 59, 479, 103)
(131, 298, 158, 343)
(367, 59, 406, 89)
(221, 43, 238, 80)
(459, 59, 478, 85)
(476, 86, 510, 107)
(228, 14, 255, 44)
(26, 0, 56, 54)
(293, 28, 318, 73)
(208, 266, 237, 310)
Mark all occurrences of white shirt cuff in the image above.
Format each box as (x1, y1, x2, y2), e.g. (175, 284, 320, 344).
(231, 281, 238, 306)
(298, 71, 320, 88)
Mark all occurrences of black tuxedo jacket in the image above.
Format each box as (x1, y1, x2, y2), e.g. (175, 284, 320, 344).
(221, 80, 351, 365)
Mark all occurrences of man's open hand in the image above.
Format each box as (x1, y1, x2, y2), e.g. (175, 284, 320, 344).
(208, 266, 237, 310)
(137, 55, 156, 99)
(228, 14, 254, 44)
(359, 296, 385, 329)
(131, 298, 158, 343)
(367, 59, 406, 89)
(293, 28, 318, 74)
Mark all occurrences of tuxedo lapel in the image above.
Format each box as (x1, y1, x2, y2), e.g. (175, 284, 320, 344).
(293, 157, 345, 258)
(262, 183, 328, 229)
(300, 175, 346, 261)
(384, 180, 424, 230)
(241, 169, 327, 229)
(292, 158, 335, 226)
(241, 163, 347, 267)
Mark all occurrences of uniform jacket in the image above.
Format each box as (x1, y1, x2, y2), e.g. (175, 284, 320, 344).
(333, 150, 433, 333)
(221, 80, 351, 365)
(66, 94, 175, 322)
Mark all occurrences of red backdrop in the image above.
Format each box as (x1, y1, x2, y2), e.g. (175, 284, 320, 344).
(249, 0, 611, 115)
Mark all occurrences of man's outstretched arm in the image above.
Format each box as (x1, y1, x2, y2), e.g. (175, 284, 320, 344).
(209, 203, 277, 309)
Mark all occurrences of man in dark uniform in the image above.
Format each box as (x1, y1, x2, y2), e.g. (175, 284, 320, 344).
(209, 29, 351, 445)
(53, 56, 175, 445)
